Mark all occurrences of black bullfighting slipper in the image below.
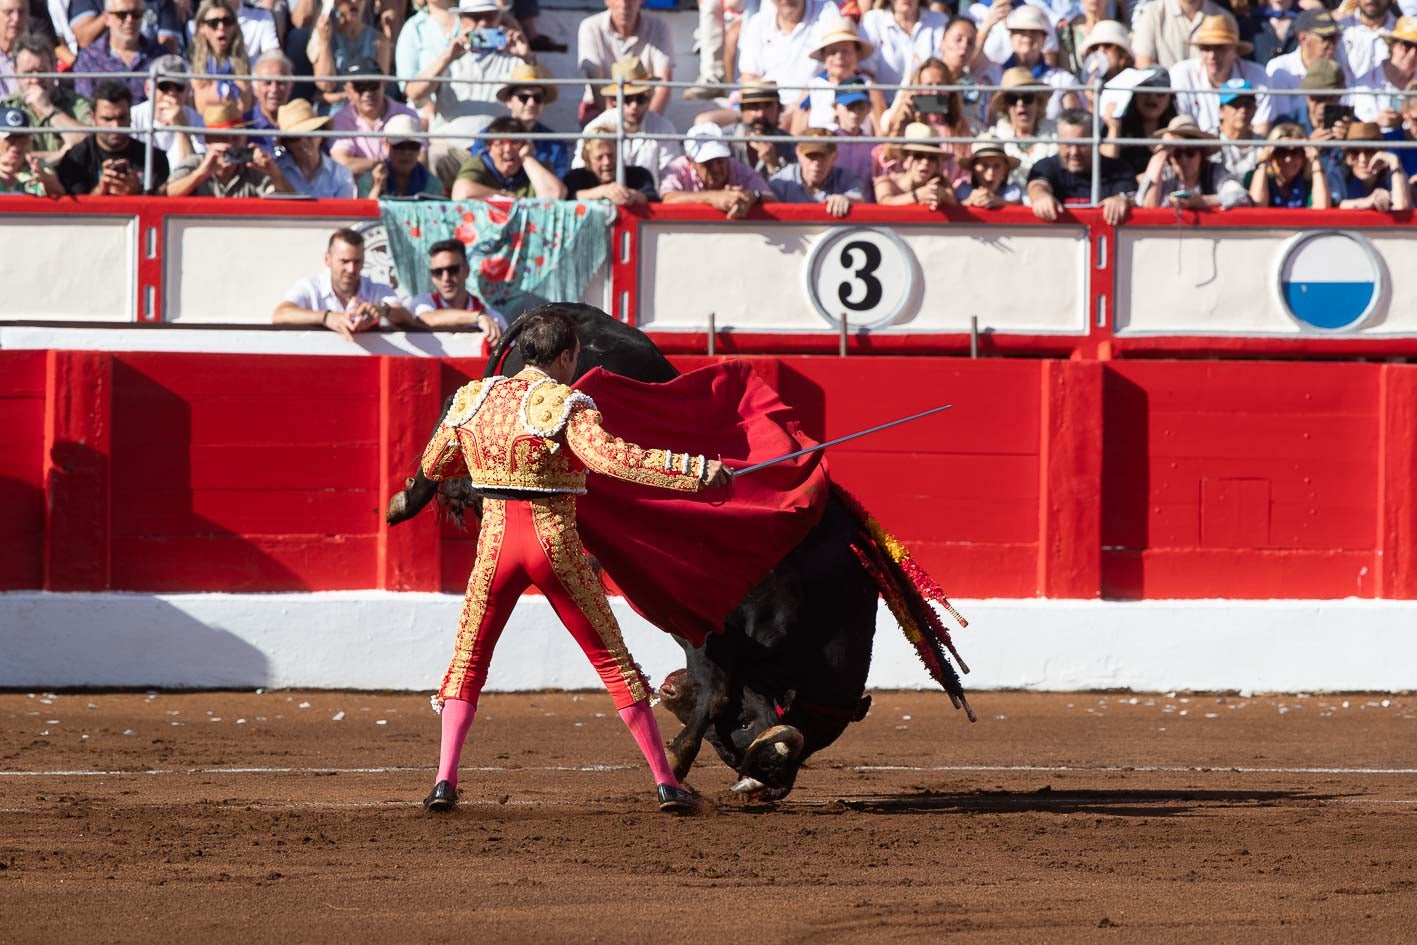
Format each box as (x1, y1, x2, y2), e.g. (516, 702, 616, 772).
(528, 34, 567, 52)
(657, 783, 707, 815)
(423, 780, 458, 812)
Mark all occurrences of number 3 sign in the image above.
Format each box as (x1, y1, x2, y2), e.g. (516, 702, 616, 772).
(804, 227, 920, 329)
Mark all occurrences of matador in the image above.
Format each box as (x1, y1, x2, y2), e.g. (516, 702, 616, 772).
(417, 309, 731, 814)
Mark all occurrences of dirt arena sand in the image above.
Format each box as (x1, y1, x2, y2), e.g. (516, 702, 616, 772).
(2, 690, 1415, 944)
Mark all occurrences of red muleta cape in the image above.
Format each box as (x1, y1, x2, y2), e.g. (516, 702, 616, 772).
(572, 361, 829, 647)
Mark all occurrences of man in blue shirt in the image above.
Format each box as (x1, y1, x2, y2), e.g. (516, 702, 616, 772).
(767, 128, 863, 218)
(1381, 83, 1417, 182)
(466, 64, 571, 178)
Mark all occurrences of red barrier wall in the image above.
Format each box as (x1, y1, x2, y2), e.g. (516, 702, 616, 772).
(2, 349, 1408, 600)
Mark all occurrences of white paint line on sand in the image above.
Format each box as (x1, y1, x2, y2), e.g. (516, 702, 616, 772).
(3, 763, 1417, 778)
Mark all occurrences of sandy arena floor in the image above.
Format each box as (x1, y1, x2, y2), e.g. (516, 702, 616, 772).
(1, 689, 1415, 944)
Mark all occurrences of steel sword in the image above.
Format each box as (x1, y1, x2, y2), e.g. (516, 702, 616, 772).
(731, 404, 953, 478)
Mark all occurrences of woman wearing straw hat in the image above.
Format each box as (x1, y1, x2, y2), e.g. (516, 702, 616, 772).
(873, 121, 958, 208)
(955, 136, 1023, 207)
(789, 21, 887, 133)
(1244, 122, 1333, 208)
(273, 99, 358, 198)
(1335, 120, 1412, 210)
(1168, 13, 1276, 133)
(987, 66, 1058, 189)
(1137, 114, 1251, 208)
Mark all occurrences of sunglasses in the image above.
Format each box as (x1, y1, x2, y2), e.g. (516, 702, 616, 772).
(1394, 39, 1417, 52)
(623, 92, 651, 106)
(352, 81, 380, 93)
(512, 91, 545, 103)
(202, 15, 235, 27)
(156, 81, 185, 95)
(429, 265, 463, 278)
(1172, 147, 1201, 158)
(1003, 93, 1035, 107)
(110, 9, 141, 19)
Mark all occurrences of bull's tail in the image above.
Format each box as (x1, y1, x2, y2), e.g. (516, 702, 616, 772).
(834, 484, 976, 723)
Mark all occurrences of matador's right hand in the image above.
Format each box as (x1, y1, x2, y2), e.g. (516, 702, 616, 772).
(701, 459, 732, 489)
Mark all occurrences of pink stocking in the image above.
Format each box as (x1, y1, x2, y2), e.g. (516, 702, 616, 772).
(619, 701, 680, 788)
(436, 698, 477, 788)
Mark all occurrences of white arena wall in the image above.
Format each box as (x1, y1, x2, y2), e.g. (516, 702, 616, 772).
(3, 593, 1414, 694)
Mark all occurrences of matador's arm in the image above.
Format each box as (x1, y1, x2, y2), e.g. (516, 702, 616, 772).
(564, 402, 704, 493)
(420, 424, 469, 481)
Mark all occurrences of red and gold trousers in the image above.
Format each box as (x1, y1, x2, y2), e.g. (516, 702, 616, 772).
(438, 495, 652, 711)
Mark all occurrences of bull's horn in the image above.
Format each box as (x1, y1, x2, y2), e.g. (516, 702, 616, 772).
(731, 776, 766, 794)
(745, 724, 804, 758)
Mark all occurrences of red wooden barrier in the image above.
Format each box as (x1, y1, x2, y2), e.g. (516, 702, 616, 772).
(5, 349, 1413, 601)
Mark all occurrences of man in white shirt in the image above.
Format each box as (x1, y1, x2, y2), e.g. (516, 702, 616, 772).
(128, 54, 205, 164)
(405, 239, 507, 340)
(1131, 0, 1226, 69)
(860, 0, 948, 88)
(578, 0, 674, 116)
(1170, 13, 1276, 132)
(736, 0, 843, 108)
(236, 0, 277, 58)
(273, 228, 415, 341)
(570, 56, 681, 184)
(1339, 0, 1399, 81)
(1266, 9, 1343, 95)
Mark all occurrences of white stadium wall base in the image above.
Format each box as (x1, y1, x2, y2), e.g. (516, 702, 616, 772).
(3, 593, 1414, 694)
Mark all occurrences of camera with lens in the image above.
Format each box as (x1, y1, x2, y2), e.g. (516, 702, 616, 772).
(222, 145, 253, 165)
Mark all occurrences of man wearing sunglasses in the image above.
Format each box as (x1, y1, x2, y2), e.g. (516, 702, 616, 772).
(128, 54, 205, 165)
(72, 0, 167, 103)
(465, 62, 570, 178)
(405, 239, 506, 340)
(329, 56, 423, 179)
(569, 55, 681, 186)
(64, 0, 183, 54)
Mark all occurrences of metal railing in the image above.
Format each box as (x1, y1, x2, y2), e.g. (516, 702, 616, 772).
(5, 65, 1415, 204)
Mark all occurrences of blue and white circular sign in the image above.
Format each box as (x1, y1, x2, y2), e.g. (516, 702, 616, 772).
(1276, 231, 1385, 332)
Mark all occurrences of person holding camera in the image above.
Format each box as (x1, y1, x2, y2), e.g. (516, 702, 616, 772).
(57, 80, 170, 194)
(166, 100, 291, 196)
(405, 0, 536, 132)
(273, 98, 356, 197)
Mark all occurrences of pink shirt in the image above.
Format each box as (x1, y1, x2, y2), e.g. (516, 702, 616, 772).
(659, 156, 772, 194)
(330, 99, 422, 161)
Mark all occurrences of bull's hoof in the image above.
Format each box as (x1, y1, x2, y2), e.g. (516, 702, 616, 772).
(741, 724, 804, 798)
(385, 490, 413, 525)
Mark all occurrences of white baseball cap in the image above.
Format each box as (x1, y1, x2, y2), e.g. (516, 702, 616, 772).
(684, 123, 731, 163)
(456, 0, 500, 13)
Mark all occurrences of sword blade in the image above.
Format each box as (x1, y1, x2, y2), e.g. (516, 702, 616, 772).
(733, 404, 953, 478)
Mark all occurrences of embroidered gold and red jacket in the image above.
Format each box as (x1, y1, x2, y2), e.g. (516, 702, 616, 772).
(420, 367, 705, 494)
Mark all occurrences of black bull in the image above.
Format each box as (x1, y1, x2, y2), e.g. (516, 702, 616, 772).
(386, 305, 970, 800)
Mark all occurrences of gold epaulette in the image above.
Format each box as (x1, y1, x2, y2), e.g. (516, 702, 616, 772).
(521, 378, 596, 438)
(443, 376, 505, 428)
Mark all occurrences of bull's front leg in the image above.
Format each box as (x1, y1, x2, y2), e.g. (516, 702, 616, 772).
(657, 639, 734, 782)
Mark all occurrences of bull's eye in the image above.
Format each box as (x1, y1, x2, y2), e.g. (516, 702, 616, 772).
(740, 719, 753, 730)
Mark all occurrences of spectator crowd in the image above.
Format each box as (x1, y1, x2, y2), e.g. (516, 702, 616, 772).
(2, 0, 1415, 214)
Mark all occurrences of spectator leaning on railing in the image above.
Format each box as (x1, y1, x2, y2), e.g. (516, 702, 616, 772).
(0, 105, 63, 194)
(451, 113, 565, 199)
(274, 97, 356, 197)
(768, 126, 864, 217)
(1027, 107, 1135, 224)
(988, 66, 1057, 189)
(0, 30, 90, 161)
(1245, 122, 1333, 208)
(660, 121, 775, 219)
(406, 237, 506, 337)
(165, 100, 288, 195)
(873, 121, 957, 209)
(273, 226, 414, 340)
(1137, 113, 1251, 209)
(563, 121, 658, 204)
(57, 79, 170, 193)
(692, 79, 796, 177)
(1336, 119, 1412, 210)
(73, 0, 166, 103)
(956, 136, 1023, 207)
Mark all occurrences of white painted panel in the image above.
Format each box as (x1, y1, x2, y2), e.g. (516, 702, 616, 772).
(1116, 228, 1417, 337)
(0, 216, 135, 321)
(640, 223, 1088, 334)
(165, 216, 354, 324)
